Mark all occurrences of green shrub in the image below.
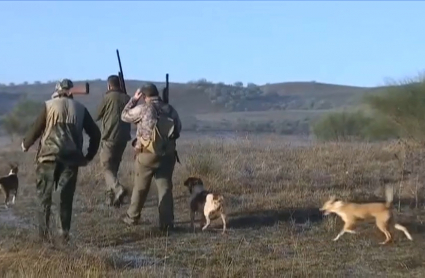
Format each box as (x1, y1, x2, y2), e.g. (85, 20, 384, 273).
(1, 98, 44, 138)
(313, 74, 425, 142)
(312, 110, 398, 141)
(364, 75, 425, 143)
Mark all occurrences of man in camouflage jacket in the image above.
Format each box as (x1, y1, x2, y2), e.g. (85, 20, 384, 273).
(96, 75, 131, 207)
(22, 79, 101, 243)
(121, 83, 182, 231)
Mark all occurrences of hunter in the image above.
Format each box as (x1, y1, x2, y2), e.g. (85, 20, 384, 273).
(96, 75, 131, 207)
(21, 79, 101, 243)
(121, 83, 182, 231)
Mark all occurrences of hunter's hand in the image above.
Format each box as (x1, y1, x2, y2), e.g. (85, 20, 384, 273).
(134, 88, 144, 102)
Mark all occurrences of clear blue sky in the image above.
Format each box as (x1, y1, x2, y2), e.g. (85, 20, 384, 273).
(1, 1, 425, 87)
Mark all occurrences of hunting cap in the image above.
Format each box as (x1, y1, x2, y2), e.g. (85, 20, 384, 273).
(141, 83, 159, 97)
(55, 79, 74, 91)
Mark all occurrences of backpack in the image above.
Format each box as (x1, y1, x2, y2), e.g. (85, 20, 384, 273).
(140, 104, 176, 156)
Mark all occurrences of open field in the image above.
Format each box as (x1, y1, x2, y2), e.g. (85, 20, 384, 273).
(195, 109, 338, 123)
(0, 133, 425, 277)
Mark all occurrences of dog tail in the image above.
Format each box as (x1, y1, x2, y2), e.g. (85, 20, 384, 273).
(384, 184, 394, 208)
(394, 224, 413, 241)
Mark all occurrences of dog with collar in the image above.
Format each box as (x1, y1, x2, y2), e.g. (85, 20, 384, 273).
(320, 185, 413, 244)
(0, 163, 19, 209)
(183, 177, 227, 234)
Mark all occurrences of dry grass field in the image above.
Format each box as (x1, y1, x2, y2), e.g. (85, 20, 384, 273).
(0, 133, 424, 277)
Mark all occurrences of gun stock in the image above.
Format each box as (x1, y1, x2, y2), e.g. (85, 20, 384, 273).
(70, 82, 90, 95)
(116, 49, 127, 94)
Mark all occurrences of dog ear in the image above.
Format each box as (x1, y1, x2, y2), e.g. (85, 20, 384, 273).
(183, 177, 193, 187)
(183, 178, 189, 186)
(329, 195, 337, 202)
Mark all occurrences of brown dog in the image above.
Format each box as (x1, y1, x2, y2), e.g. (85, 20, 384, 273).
(183, 177, 227, 234)
(0, 164, 19, 209)
(320, 185, 413, 244)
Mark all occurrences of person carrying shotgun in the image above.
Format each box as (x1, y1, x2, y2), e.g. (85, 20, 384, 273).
(21, 79, 101, 244)
(120, 83, 182, 231)
(95, 75, 131, 207)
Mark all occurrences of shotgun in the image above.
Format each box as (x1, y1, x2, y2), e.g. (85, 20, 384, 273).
(70, 82, 90, 95)
(51, 82, 89, 98)
(163, 73, 169, 104)
(116, 49, 127, 94)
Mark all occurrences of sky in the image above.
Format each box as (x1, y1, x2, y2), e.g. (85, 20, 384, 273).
(1, 1, 425, 87)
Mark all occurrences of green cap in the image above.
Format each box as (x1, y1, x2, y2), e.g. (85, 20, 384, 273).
(55, 79, 74, 91)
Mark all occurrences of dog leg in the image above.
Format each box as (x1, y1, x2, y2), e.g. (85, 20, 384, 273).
(190, 211, 196, 233)
(394, 223, 413, 241)
(199, 213, 206, 228)
(12, 195, 16, 205)
(333, 222, 356, 241)
(202, 213, 211, 231)
(220, 213, 227, 234)
(376, 221, 392, 244)
(4, 194, 9, 209)
(333, 229, 345, 241)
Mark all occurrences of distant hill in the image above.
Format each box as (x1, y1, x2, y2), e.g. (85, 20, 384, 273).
(0, 79, 389, 135)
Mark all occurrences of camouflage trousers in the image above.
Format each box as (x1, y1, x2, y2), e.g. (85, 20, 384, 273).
(126, 152, 176, 228)
(35, 161, 79, 237)
(99, 140, 127, 195)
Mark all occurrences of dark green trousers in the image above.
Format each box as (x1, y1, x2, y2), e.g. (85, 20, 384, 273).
(35, 162, 78, 236)
(127, 152, 176, 228)
(99, 140, 127, 194)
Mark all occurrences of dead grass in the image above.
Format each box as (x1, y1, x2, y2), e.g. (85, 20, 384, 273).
(0, 133, 425, 277)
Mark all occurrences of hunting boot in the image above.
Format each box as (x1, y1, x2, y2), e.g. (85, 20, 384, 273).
(57, 229, 70, 246)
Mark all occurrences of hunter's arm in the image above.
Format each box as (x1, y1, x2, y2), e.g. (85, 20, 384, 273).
(172, 108, 182, 137)
(22, 105, 47, 150)
(83, 108, 101, 161)
(121, 97, 143, 123)
(95, 96, 107, 122)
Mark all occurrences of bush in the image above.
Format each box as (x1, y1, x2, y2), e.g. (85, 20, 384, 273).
(364, 75, 425, 143)
(1, 99, 44, 138)
(312, 110, 398, 141)
(313, 74, 425, 142)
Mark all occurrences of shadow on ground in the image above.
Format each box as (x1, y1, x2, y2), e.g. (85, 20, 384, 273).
(82, 225, 191, 248)
(81, 229, 164, 247)
(226, 207, 324, 229)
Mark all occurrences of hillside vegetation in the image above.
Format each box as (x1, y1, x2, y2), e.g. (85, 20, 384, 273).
(312, 75, 425, 143)
(0, 78, 385, 135)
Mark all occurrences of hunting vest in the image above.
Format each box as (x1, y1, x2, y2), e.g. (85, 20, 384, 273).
(37, 97, 87, 166)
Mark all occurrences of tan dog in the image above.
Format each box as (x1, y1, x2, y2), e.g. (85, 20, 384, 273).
(0, 164, 19, 209)
(183, 177, 227, 234)
(320, 185, 413, 244)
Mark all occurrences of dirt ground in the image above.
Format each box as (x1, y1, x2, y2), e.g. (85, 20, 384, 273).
(0, 134, 424, 277)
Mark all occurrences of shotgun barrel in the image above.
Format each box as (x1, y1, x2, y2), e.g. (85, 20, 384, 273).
(163, 73, 169, 104)
(116, 49, 127, 94)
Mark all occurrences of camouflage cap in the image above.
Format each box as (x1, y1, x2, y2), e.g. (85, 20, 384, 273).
(55, 79, 74, 91)
(141, 83, 159, 97)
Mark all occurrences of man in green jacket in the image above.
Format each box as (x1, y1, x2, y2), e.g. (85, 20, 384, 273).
(96, 75, 132, 207)
(22, 79, 101, 243)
